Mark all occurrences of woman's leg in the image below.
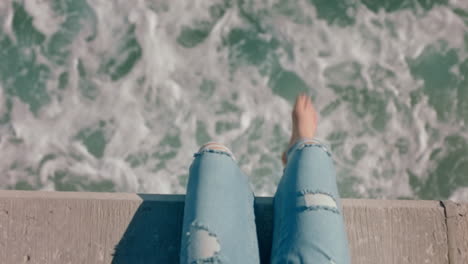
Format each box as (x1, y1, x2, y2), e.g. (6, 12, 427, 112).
(180, 143, 260, 264)
(271, 95, 351, 264)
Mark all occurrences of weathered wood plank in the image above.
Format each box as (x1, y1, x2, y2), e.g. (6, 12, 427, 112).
(343, 199, 448, 264)
(444, 201, 468, 264)
(0, 191, 463, 264)
(0, 192, 184, 264)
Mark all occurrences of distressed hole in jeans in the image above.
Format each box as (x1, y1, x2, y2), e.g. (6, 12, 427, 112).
(187, 223, 221, 262)
(297, 191, 339, 213)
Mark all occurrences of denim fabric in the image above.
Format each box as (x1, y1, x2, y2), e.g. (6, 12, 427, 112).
(180, 140, 350, 264)
(271, 139, 351, 264)
(180, 147, 260, 263)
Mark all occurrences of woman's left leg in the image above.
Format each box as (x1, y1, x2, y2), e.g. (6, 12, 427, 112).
(180, 143, 260, 263)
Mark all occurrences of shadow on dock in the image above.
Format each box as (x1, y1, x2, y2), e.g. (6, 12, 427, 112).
(111, 195, 274, 263)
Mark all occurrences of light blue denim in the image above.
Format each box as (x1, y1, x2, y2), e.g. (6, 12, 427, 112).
(271, 139, 350, 264)
(180, 147, 259, 263)
(180, 139, 350, 264)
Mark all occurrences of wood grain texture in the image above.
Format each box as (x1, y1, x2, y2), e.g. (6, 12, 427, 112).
(0, 191, 465, 264)
(343, 199, 448, 264)
(444, 201, 468, 264)
(0, 192, 184, 264)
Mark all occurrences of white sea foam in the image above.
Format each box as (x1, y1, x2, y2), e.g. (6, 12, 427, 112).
(0, 0, 467, 199)
(24, 0, 62, 37)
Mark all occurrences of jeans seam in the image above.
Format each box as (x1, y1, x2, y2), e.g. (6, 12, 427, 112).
(299, 144, 332, 157)
(193, 149, 236, 161)
(287, 138, 332, 157)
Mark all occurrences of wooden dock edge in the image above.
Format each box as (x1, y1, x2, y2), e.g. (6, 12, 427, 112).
(0, 190, 467, 263)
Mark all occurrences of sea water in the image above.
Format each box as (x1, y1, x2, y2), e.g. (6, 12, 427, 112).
(0, 0, 467, 200)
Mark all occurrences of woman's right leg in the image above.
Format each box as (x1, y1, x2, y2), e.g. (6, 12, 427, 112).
(271, 139, 350, 263)
(271, 94, 351, 264)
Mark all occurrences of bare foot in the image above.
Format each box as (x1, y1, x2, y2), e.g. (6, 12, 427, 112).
(282, 93, 318, 165)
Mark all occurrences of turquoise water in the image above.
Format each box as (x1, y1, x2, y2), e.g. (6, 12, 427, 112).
(0, 0, 467, 200)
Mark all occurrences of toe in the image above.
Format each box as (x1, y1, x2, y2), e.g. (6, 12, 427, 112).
(310, 99, 318, 119)
(301, 94, 309, 109)
(296, 94, 306, 110)
(294, 95, 300, 108)
(303, 96, 310, 108)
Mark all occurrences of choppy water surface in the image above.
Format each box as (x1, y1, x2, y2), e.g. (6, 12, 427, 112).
(0, 0, 467, 200)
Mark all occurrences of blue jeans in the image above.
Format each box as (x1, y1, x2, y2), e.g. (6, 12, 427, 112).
(180, 140, 351, 264)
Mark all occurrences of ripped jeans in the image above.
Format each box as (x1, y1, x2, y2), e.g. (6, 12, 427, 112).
(180, 139, 351, 264)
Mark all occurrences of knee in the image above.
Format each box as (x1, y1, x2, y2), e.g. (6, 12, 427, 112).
(196, 142, 236, 161)
(185, 221, 222, 263)
(297, 190, 340, 214)
(198, 142, 230, 152)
